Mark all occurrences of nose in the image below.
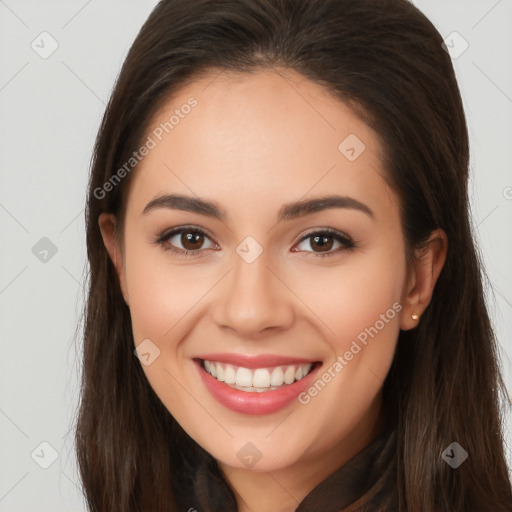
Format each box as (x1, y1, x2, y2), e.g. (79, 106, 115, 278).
(211, 249, 295, 338)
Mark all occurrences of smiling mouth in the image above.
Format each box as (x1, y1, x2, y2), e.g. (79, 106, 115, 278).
(200, 359, 320, 392)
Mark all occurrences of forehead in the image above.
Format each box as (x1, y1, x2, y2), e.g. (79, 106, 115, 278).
(125, 67, 398, 221)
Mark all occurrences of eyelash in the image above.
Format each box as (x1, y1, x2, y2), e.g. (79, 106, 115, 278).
(155, 225, 355, 259)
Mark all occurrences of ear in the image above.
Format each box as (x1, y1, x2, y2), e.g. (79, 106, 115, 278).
(98, 213, 129, 305)
(400, 228, 447, 330)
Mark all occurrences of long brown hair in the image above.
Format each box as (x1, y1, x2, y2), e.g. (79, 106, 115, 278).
(76, 0, 512, 510)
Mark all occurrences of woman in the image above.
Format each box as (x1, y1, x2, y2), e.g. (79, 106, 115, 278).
(75, 0, 512, 510)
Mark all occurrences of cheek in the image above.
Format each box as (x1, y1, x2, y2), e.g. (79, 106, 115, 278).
(294, 247, 406, 347)
(290, 246, 405, 414)
(289, 277, 403, 449)
(124, 242, 212, 344)
(122, 244, 212, 416)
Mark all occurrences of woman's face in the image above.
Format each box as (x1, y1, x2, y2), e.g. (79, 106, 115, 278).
(102, 68, 412, 472)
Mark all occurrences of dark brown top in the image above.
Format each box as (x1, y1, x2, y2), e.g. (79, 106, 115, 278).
(294, 426, 395, 512)
(189, 422, 397, 512)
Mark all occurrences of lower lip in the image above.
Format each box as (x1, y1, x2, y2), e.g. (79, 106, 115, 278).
(195, 359, 321, 415)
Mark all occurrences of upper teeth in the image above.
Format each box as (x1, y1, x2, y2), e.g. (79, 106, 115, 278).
(203, 360, 313, 390)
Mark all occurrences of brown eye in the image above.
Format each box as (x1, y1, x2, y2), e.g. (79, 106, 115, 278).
(156, 227, 217, 256)
(293, 229, 355, 257)
(309, 234, 334, 253)
(180, 231, 206, 251)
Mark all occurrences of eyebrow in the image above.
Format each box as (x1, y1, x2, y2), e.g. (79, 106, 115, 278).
(142, 193, 374, 221)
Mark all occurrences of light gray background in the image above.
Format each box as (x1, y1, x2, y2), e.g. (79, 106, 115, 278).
(0, 1, 511, 510)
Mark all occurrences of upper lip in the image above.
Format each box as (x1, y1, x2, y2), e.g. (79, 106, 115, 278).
(194, 352, 320, 369)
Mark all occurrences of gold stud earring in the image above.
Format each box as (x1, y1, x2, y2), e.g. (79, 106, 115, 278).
(411, 314, 419, 321)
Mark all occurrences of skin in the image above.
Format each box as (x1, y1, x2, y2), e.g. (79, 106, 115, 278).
(99, 67, 447, 512)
